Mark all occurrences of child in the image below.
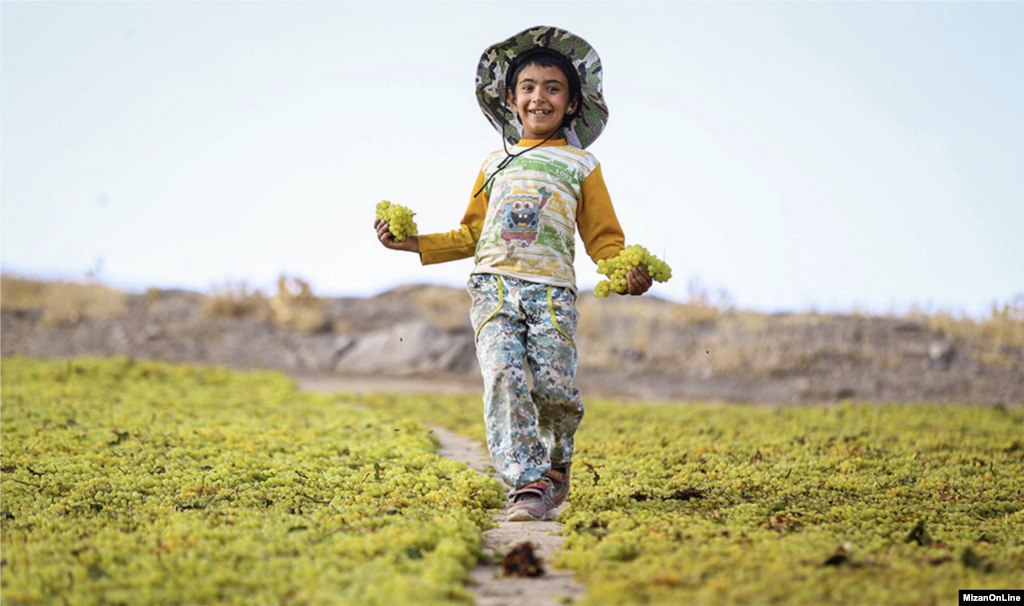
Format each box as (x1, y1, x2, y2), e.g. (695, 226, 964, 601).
(374, 26, 651, 521)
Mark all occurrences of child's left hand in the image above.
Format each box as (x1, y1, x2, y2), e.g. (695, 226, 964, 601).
(620, 266, 652, 296)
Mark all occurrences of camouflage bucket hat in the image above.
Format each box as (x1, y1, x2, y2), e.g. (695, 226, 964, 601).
(476, 25, 608, 149)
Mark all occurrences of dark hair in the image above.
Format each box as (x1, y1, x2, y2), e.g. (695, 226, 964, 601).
(505, 47, 583, 128)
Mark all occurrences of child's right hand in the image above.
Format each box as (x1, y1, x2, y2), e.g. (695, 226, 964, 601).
(374, 218, 420, 252)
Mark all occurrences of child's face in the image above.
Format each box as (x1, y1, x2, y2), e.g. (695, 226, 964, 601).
(507, 63, 577, 141)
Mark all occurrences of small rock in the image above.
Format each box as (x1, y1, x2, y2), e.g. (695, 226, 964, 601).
(929, 340, 954, 370)
(834, 387, 856, 400)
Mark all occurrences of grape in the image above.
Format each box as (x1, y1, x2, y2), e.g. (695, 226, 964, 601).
(9, 356, 1020, 606)
(0, 357, 502, 605)
(375, 200, 418, 242)
(595, 244, 672, 297)
(354, 392, 1024, 606)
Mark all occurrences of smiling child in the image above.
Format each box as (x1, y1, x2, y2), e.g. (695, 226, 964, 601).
(374, 26, 651, 521)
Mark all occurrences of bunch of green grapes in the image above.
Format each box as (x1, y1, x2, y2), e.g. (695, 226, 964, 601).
(375, 200, 418, 242)
(594, 244, 672, 297)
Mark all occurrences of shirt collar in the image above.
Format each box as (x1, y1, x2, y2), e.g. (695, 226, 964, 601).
(515, 138, 567, 148)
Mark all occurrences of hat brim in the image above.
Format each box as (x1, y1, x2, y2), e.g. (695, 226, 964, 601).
(476, 26, 608, 149)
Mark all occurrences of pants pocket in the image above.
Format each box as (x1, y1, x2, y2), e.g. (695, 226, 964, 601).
(468, 274, 505, 342)
(545, 286, 577, 350)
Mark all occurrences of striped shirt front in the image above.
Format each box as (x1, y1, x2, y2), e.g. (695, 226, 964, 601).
(418, 138, 626, 293)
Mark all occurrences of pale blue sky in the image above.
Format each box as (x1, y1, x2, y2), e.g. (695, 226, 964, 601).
(2, 2, 1022, 317)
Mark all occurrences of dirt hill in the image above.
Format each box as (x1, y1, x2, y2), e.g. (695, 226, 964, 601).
(2, 282, 1020, 405)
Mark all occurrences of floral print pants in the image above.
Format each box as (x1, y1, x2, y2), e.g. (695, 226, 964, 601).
(467, 273, 584, 489)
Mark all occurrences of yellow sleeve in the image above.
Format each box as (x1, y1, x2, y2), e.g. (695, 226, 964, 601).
(577, 164, 625, 263)
(417, 170, 488, 265)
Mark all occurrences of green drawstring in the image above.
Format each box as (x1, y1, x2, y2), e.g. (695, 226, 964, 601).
(475, 275, 505, 342)
(547, 286, 576, 350)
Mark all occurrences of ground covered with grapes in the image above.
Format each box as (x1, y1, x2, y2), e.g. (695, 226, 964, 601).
(358, 393, 1024, 606)
(0, 357, 503, 606)
(3, 358, 1022, 605)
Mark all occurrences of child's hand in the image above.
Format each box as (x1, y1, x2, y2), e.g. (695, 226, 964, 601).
(618, 265, 652, 296)
(374, 218, 420, 252)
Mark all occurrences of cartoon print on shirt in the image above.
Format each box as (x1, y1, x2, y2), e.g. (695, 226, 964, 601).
(495, 186, 552, 258)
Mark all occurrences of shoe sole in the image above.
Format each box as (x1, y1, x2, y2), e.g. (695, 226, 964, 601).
(507, 507, 557, 522)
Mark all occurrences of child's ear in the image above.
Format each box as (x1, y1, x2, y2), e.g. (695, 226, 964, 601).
(506, 91, 519, 118)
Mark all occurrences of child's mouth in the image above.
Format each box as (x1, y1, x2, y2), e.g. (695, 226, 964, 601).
(529, 110, 552, 116)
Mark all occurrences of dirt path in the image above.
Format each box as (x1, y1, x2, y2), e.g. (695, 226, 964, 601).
(431, 425, 586, 606)
(296, 377, 586, 605)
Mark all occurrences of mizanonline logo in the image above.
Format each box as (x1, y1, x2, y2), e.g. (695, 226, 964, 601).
(961, 593, 1023, 602)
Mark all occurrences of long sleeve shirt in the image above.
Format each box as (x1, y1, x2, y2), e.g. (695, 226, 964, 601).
(417, 138, 625, 292)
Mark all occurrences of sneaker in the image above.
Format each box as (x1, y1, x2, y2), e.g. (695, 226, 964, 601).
(507, 479, 557, 522)
(544, 464, 571, 508)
